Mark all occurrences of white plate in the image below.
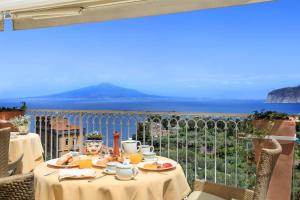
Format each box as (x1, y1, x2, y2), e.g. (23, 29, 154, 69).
(137, 160, 177, 171)
(47, 158, 79, 168)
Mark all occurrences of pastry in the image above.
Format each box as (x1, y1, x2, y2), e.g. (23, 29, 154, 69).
(96, 159, 108, 166)
(56, 153, 72, 165)
(69, 157, 80, 165)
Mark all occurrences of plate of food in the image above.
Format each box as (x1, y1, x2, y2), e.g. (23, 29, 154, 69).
(92, 155, 124, 168)
(137, 160, 177, 171)
(92, 158, 108, 168)
(47, 153, 80, 168)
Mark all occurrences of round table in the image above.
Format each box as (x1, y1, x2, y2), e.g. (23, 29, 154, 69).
(9, 133, 44, 173)
(34, 157, 191, 200)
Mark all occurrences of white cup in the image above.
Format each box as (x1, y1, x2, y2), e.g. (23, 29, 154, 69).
(116, 163, 139, 181)
(143, 152, 158, 161)
(139, 145, 154, 154)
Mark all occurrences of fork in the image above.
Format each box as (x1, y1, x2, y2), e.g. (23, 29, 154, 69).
(88, 174, 107, 182)
(44, 170, 57, 176)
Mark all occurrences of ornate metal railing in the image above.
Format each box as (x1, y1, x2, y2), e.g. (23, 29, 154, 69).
(26, 109, 299, 198)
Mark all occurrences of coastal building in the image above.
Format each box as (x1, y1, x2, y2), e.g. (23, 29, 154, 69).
(36, 116, 84, 157)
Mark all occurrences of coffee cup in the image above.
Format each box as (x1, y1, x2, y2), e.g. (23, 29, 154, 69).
(142, 152, 158, 161)
(139, 145, 154, 154)
(116, 163, 138, 181)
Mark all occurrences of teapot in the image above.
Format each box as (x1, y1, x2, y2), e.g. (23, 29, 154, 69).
(116, 163, 138, 181)
(121, 138, 141, 155)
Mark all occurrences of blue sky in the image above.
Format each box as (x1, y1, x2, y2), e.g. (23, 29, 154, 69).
(0, 0, 299, 100)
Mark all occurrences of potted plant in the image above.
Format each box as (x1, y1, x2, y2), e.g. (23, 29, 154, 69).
(10, 115, 31, 134)
(83, 131, 103, 155)
(249, 110, 294, 136)
(246, 111, 296, 200)
(245, 111, 295, 157)
(0, 102, 27, 131)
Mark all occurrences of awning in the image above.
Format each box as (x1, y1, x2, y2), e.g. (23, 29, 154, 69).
(0, 0, 272, 31)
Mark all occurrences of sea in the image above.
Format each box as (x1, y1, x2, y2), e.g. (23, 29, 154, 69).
(0, 98, 300, 115)
(2, 98, 299, 147)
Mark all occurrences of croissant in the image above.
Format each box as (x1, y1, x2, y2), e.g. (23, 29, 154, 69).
(96, 159, 108, 166)
(69, 157, 80, 165)
(56, 154, 72, 165)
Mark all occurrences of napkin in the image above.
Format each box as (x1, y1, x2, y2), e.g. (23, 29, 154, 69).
(10, 132, 18, 139)
(58, 169, 96, 180)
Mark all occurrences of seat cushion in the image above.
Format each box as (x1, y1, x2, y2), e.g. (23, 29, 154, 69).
(187, 191, 226, 200)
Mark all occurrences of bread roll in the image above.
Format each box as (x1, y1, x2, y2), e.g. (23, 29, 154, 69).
(56, 154, 72, 165)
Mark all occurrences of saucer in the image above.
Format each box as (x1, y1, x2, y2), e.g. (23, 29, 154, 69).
(143, 157, 158, 162)
(103, 169, 116, 175)
(115, 175, 134, 181)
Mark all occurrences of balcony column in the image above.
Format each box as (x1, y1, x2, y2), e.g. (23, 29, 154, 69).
(254, 120, 296, 200)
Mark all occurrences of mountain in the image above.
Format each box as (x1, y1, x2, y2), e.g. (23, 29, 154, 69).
(267, 85, 300, 103)
(41, 83, 161, 99)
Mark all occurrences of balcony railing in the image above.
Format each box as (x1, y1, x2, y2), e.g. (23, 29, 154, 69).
(26, 109, 300, 199)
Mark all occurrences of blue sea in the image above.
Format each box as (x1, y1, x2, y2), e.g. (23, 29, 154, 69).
(0, 98, 300, 115)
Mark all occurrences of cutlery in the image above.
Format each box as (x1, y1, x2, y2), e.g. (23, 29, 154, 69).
(44, 171, 57, 176)
(88, 174, 107, 182)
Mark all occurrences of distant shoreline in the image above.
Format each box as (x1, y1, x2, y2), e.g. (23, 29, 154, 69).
(1, 98, 299, 114)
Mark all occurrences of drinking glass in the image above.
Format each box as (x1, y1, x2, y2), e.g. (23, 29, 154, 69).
(130, 153, 142, 164)
(79, 157, 92, 168)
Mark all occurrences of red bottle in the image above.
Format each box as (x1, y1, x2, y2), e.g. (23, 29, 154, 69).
(113, 131, 120, 157)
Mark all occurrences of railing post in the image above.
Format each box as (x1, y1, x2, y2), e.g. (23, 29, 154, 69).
(25, 109, 259, 192)
(79, 112, 84, 153)
(44, 112, 47, 160)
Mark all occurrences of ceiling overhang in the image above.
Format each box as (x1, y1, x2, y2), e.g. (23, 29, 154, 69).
(0, 0, 272, 30)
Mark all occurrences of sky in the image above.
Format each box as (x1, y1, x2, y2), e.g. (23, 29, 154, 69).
(0, 0, 299, 100)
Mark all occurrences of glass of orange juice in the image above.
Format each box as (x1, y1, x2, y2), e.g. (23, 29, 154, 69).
(130, 153, 142, 164)
(79, 156, 92, 169)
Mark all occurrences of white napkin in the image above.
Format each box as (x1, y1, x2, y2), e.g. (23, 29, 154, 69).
(10, 132, 18, 139)
(58, 169, 96, 180)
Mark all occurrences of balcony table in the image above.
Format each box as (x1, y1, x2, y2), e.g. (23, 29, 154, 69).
(9, 132, 44, 173)
(34, 157, 191, 200)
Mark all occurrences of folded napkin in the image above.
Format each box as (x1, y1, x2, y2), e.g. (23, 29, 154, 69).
(10, 133, 18, 139)
(58, 169, 96, 180)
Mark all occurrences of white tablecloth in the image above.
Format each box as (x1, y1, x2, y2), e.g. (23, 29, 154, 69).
(9, 133, 44, 173)
(34, 157, 191, 200)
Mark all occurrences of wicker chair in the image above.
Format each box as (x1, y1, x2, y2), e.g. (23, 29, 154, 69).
(0, 127, 24, 177)
(8, 154, 24, 176)
(0, 127, 11, 178)
(188, 139, 282, 200)
(0, 172, 34, 200)
(0, 128, 34, 199)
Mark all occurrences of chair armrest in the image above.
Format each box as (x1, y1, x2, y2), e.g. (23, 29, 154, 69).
(194, 179, 254, 200)
(8, 154, 23, 175)
(0, 173, 34, 200)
